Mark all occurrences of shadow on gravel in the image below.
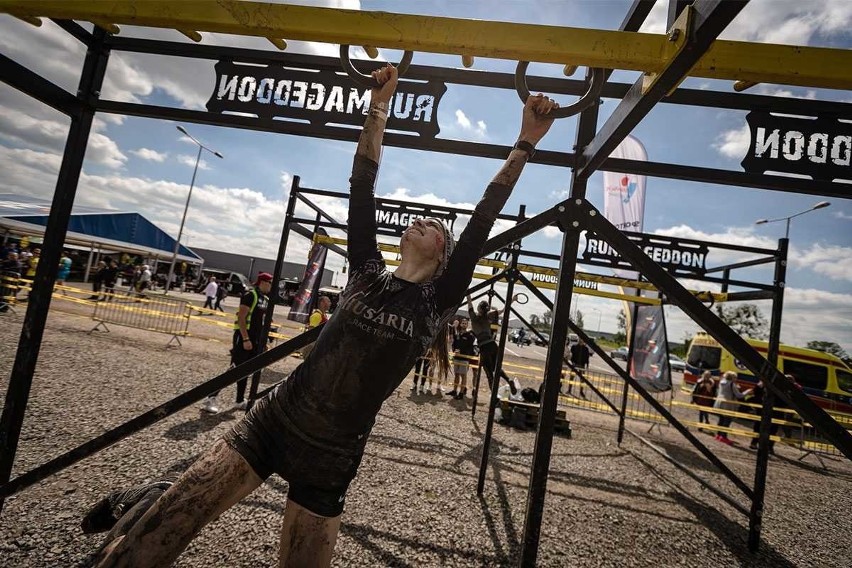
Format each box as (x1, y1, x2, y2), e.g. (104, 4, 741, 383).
(476, 458, 521, 564)
(162, 410, 237, 441)
(339, 521, 503, 567)
(672, 492, 797, 568)
(644, 437, 725, 474)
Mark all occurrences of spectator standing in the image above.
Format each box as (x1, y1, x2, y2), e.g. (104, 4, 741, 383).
(568, 339, 591, 399)
(202, 277, 218, 310)
(692, 370, 717, 429)
(747, 380, 778, 453)
(214, 281, 228, 312)
(25, 247, 40, 278)
(201, 272, 273, 413)
(300, 295, 331, 359)
(136, 265, 152, 297)
(449, 318, 477, 400)
(101, 260, 119, 301)
(56, 251, 72, 295)
(714, 371, 746, 445)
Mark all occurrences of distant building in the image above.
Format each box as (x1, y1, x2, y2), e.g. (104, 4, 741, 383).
(192, 247, 333, 287)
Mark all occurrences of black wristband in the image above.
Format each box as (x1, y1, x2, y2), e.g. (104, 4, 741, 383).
(512, 140, 536, 158)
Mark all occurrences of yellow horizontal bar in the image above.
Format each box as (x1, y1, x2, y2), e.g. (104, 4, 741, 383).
(2, 1, 850, 90)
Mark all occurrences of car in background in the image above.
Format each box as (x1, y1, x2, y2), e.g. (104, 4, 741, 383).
(610, 346, 629, 361)
(534, 332, 550, 346)
(669, 354, 686, 372)
(510, 329, 532, 346)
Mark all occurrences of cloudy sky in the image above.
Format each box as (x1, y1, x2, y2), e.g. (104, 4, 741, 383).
(1, 0, 850, 352)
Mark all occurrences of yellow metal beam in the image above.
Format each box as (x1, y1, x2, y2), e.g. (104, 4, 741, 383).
(1, 1, 850, 90)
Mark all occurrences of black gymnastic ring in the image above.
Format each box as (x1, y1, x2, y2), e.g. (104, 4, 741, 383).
(514, 62, 606, 118)
(340, 45, 414, 88)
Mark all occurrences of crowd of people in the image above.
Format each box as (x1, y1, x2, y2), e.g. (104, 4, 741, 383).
(410, 295, 521, 401)
(691, 369, 802, 452)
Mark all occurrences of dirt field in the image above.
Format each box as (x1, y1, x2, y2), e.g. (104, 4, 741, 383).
(0, 296, 850, 567)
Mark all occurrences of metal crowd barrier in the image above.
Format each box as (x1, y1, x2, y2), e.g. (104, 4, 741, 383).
(559, 368, 672, 427)
(672, 397, 852, 463)
(0, 271, 22, 313)
(90, 290, 191, 346)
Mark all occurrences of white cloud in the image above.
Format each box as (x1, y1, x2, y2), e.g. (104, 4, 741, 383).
(548, 188, 571, 201)
(640, 0, 852, 45)
(713, 125, 750, 160)
(177, 154, 211, 170)
(792, 244, 852, 282)
(0, 102, 126, 169)
(656, 224, 852, 282)
(453, 109, 488, 141)
(833, 211, 852, 221)
(131, 148, 167, 162)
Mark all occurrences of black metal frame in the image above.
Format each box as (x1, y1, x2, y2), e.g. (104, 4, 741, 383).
(1, 1, 850, 564)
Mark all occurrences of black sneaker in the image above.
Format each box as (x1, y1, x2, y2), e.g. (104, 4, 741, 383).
(447, 390, 457, 397)
(81, 480, 173, 534)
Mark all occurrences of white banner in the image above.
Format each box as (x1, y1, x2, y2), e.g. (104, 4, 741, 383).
(603, 135, 648, 235)
(602, 136, 671, 392)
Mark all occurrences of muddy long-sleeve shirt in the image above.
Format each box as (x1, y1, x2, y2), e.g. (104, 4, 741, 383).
(279, 155, 511, 455)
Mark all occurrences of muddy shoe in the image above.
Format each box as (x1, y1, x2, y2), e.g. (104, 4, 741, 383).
(81, 480, 173, 534)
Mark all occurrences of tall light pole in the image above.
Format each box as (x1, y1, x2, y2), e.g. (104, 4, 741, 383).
(165, 125, 223, 294)
(588, 307, 602, 333)
(755, 201, 831, 239)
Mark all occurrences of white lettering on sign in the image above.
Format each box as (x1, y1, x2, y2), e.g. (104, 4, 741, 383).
(586, 238, 706, 271)
(528, 272, 598, 290)
(754, 127, 852, 167)
(216, 74, 436, 123)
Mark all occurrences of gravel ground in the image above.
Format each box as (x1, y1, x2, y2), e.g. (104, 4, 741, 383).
(1, 302, 850, 567)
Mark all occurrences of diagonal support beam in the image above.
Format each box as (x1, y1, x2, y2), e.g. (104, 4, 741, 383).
(0, 53, 83, 117)
(0, 326, 322, 500)
(576, 198, 852, 461)
(576, 0, 749, 179)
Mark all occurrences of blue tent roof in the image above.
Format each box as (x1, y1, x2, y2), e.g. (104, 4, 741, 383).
(0, 193, 200, 260)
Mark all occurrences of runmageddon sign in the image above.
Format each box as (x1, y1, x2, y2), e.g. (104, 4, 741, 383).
(583, 232, 709, 276)
(742, 111, 852, 182)
(207, 61, 446, 138)
(374, 200, 456, 236)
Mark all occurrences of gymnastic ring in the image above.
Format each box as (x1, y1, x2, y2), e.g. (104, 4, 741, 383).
(514, 63, 606, 118)
(512, 292, 529, 305)
(340, 45, 414, 89)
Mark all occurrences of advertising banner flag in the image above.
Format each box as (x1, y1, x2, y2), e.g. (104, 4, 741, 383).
(602, 136, 672, 393)
(603, 135, 648, 237)
(287, 228, 329, 324)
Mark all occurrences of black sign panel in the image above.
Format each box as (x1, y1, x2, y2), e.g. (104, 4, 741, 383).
(207, 61, 446, 138)
(526, 272, 599, 290)
(374, 200, 457, 236)
(742, 111, 852, 182)
(582, 232, 709, 276)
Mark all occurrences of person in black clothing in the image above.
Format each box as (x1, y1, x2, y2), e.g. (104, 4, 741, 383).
(93, 65, 557, 568)
(201, 273, 272, 414)
(449, 318, 477, 399)
(568, 340, 591, 399)
(100, 260, 119, 302)
(747, 380, 778, 453)
(467, 295, 518, 395)
(214, 280, 228, 312)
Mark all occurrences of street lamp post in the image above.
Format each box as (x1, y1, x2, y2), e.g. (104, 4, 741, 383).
(755, 201, 831, 239)
(586, 307, 602, 333)
(165, 125, 223, 294)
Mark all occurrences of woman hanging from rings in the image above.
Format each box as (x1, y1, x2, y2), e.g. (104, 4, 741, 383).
(92, 64, 558, 568)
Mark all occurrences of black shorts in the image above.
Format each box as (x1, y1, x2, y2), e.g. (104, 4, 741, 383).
(223, 385, 363, 517)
